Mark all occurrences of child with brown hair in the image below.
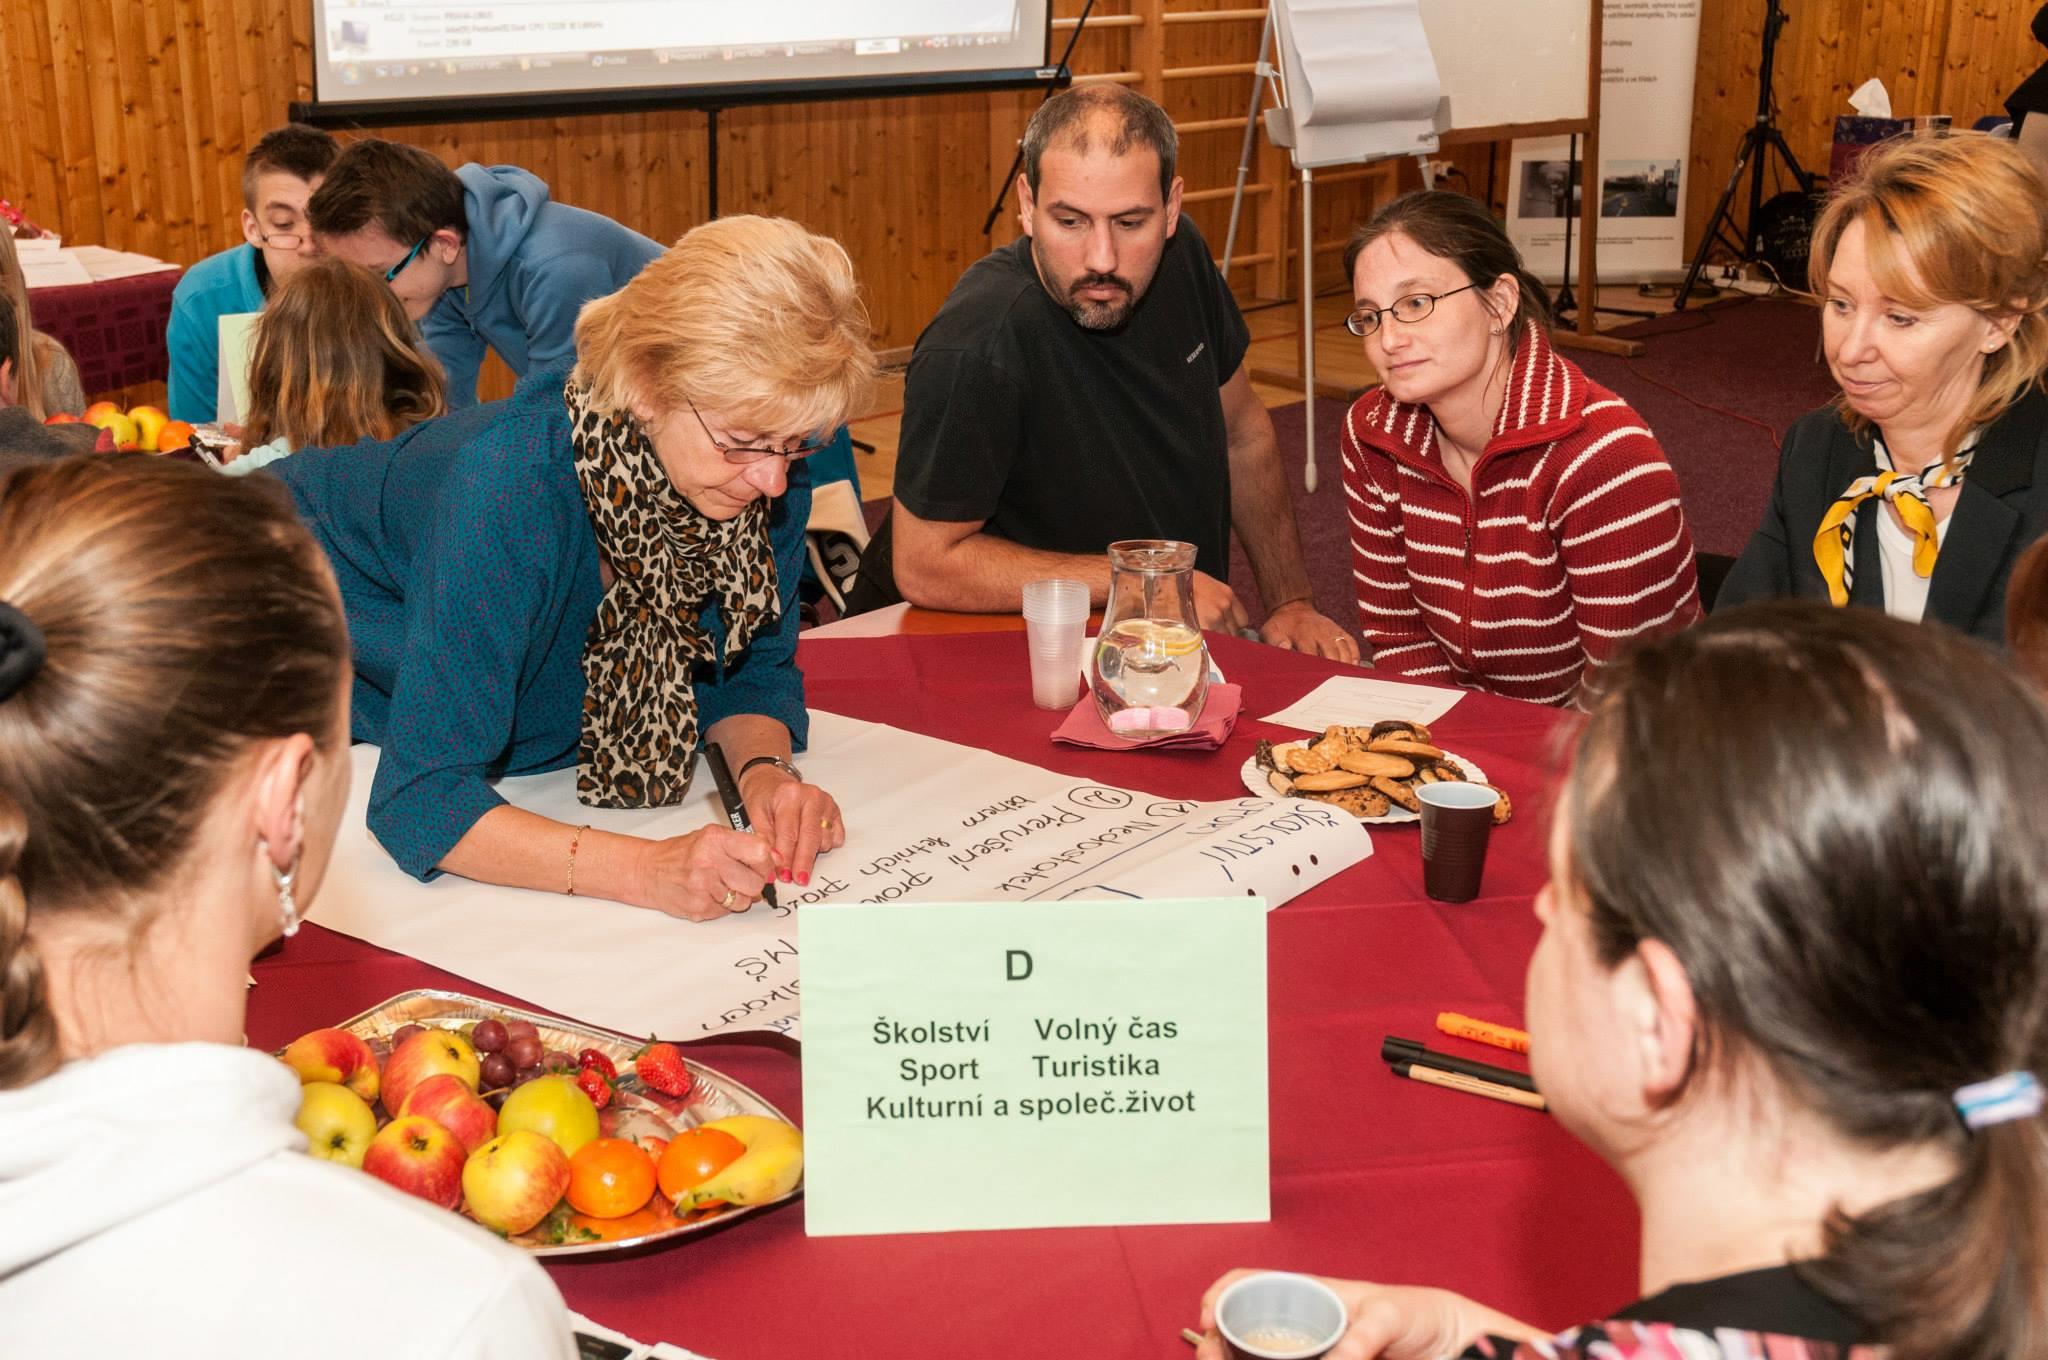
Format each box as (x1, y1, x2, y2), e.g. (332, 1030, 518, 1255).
(226, 255, 446, 476)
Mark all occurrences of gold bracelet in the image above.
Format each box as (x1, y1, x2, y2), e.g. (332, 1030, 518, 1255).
(566, 823, 590, 897)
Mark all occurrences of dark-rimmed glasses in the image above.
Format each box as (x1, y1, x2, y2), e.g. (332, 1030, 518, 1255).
(686, 399, 829, 464)
(1345, 284, 1479, 338)
(253, 228, 310, 251)
(384, 233, 434, 282)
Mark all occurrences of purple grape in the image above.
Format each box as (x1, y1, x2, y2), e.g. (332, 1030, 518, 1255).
(503, 1019, 540, 1044)
(472, 1018, 508, 1054)
(544, 1048, 574, 1071)
(514, 1065, 542, 1086)
(390, 1024, 425, 1050)
(480, 1052, 516, 1088)
(506, 1035, 544, 1068)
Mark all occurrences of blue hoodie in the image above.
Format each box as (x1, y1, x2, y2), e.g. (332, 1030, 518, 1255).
(420, 165, 662, 408)
(165, 243, 266, 423)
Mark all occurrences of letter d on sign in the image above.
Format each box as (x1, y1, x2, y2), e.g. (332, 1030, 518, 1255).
(1005, 949, 1033, 981)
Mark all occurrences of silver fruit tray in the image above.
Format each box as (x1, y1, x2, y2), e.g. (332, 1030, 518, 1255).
(315, 988, 801, 1257)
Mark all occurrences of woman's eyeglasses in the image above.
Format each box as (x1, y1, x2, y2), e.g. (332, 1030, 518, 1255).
(686, 400, 828, 463)
(1345, 283, 1480, 337)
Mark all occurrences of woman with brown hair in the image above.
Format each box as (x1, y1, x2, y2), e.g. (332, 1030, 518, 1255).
(0, 229, 88, 419)
(225, 255, 445, 476)
(276, 214, 875, 919)
(1340, 191, 1701, 706)
(1720, 133, 2048, 638)
(0, 457, 573, 1355)
(1197, 599, 2048, 1359)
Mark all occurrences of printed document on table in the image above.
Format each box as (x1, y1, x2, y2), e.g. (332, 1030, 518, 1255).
(1261, 676, 1464, 730)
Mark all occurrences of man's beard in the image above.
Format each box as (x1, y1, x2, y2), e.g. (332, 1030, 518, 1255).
(1064, 272, 1136, 330)
(1030, 238, 1140, 330)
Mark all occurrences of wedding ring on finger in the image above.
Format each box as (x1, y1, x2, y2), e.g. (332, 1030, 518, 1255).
(721, 888, 737, 908)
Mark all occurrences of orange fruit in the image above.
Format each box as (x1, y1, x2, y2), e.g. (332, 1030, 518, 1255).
(565, 1137, 657, 1219)
(156, 420, 196, 453)
(656, 1126, 744, 1205)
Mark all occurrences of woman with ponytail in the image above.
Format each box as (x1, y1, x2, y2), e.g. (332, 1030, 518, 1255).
(1338, 191, 1702, 706)
(0, 457, 573, 1357)
(1196, 599, 2048, 1360)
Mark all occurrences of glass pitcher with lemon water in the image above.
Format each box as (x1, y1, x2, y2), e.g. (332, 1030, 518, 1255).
(1090, 540, 1209, 737)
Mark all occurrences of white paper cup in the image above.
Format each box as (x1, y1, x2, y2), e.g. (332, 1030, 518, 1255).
(1215, 1273, 1348, 1360)
(1022, 580, 1089, 710)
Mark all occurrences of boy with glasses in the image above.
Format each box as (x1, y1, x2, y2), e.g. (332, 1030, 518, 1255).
(166, 123, 337, 422)
(309, 139, 661, 409)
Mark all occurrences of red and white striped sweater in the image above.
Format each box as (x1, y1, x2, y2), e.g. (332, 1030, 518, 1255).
(1341, 323, 1702, 707)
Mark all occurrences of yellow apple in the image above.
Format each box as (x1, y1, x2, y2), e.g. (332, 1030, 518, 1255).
(83, 407, 139, 451)
(463, 1130, 570, 1235)
(126, 405, 167, 450)
(294, 1081, 378, 1168)
(496, 1074, 600, 1158)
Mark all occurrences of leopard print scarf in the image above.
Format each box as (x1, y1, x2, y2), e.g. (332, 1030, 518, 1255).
(566, 377, 780, 808)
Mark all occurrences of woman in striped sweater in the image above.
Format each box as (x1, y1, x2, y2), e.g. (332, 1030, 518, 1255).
(1339, 192, 1701, 706)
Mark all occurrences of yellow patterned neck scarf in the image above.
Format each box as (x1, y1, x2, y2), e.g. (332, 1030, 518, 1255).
(565, 378, 779, 808)
(1812, 444, 1972, 607)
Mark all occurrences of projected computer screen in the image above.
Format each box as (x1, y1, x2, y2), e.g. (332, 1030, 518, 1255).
(310, 1, 1052, 111)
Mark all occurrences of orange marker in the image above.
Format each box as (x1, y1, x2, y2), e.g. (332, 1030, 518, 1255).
(1436, 1011, 1530, 1054)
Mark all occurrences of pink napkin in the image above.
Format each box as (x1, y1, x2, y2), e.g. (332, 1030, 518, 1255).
(1051, 684, 1241, 751)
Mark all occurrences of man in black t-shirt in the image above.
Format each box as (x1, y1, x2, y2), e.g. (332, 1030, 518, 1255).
(850, 86, 1356, 660)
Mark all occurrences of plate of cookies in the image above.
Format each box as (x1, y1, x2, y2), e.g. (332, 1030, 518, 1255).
(1243, 720, 1512, 825)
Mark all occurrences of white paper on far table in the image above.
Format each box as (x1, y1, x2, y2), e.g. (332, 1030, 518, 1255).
(66, 244, 179, 280)
(309, 711, 1373, 1042)
(18, 252, 92, 289)
(1260, 675, 1465, 730)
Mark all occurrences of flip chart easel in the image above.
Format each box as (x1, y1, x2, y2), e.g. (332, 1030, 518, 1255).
(1231, 0, 1643, 490)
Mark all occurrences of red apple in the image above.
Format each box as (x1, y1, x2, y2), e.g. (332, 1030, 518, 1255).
(280, 1027, 380, 1103)
(43, 412, 80, 425)
(80, 401, 121, 424)
(400, 1073, 498, 1154)
(362, 1115, 466, 1209)
(382, 1028, 480, 1115)
(462, 1130, 570, 1235)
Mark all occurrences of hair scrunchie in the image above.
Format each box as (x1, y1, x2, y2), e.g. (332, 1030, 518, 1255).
(0, 601, 46, 702)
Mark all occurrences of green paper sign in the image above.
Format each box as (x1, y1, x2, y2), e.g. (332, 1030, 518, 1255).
(799, 898, 1270, 1237)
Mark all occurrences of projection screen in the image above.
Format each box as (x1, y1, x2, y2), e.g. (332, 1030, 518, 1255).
(303, 2, 1054, 121)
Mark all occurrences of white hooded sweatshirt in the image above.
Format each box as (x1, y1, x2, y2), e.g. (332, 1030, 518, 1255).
(0, 1041, 577, 1359)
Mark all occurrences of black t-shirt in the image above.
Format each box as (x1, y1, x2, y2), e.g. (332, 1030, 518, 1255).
(854, 217, 1251, 609)
(1612, 1263, 1865, 1342)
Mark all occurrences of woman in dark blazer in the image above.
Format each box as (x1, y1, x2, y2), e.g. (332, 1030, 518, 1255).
(1719, 134, 2048, 641)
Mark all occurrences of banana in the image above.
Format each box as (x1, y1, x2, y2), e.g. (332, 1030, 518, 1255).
(675, 1114, 804, 1210)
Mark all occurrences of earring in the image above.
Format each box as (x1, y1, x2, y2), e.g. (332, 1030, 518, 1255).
(262, 837, 304, 938)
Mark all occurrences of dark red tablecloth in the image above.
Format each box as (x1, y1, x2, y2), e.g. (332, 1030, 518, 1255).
(26, 269, 181, 397)
(247, 632, 1637, 1360)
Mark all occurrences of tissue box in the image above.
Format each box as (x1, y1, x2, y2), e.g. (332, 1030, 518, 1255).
(1830, 115, 1953, 184)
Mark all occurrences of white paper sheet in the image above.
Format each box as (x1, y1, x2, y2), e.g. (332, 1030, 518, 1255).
(19, 253, 91, 289)
(216, 312, 260, 423)
(1260, 676, 1465, 731)
(309, 712, 1373, 1041)
(66, 245, 179, 280)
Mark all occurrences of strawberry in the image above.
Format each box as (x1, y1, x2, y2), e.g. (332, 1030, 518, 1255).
(575, 1065, 614, 1110)
(576, 1048, 617, 1081)
(633, 1039, 693, 1098)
